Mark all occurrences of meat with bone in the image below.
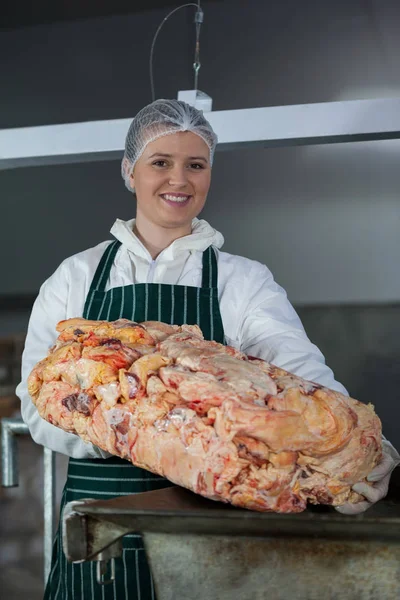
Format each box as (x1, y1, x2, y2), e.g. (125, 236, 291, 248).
(28, 318, 382, 512)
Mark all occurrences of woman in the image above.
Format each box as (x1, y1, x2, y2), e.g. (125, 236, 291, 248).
(17, 99, 399, 599)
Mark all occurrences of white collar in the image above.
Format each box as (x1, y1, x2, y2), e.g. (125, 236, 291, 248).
(110, 218, 224, 261)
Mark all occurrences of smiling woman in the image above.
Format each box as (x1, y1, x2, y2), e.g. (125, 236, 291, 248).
(17, 98, 399, 600)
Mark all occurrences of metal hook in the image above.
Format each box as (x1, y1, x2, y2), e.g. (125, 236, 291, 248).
(96, 558, 116, 586)
(193, 60, 201, 91)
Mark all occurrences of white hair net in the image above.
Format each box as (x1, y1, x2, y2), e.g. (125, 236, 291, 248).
(121, 99, 218, 192)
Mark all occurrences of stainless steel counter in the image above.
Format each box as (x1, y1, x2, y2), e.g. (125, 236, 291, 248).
(63, 476, 400, 600)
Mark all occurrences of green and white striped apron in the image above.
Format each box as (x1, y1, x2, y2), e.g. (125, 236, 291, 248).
(44, 240, 225, 600)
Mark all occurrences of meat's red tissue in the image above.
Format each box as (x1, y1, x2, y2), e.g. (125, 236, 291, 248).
(28, 318, 382, 513)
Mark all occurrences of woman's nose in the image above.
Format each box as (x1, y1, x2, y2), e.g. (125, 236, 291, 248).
(168, 165, 188, 186)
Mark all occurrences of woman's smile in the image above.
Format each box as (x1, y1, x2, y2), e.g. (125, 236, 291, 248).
(160, 192, 192, 207)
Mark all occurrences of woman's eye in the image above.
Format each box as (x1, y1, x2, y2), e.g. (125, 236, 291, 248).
(151, 160, 204, 169)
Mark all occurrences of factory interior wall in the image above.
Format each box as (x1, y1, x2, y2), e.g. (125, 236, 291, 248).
(0, 2, 400, 596)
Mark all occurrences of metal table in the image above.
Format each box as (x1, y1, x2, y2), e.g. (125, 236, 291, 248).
(63, 473, 400, 600)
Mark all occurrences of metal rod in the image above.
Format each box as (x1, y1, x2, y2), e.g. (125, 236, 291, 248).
(96, 558, 116, 586)
(1, 417, 29, 487)
(1, 417, 56, 585)
(43, 446, 56, 582)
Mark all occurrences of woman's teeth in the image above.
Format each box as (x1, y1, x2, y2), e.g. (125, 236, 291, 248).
(163, 194, 190, 203)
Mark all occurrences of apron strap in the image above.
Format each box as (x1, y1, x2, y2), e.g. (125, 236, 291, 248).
(201, 246, 218, 289)
(89, 240, 121, 292)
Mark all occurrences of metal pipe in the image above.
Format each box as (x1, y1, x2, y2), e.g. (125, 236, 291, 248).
(1, 417, 29, 487)
(43, 446, 56, 582)
(1, 417, 56, 583)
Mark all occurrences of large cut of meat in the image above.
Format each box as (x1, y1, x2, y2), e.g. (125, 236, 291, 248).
(28, 318, 382, 512)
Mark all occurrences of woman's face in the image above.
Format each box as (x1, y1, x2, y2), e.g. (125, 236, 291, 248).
(130, 131, 212, 235)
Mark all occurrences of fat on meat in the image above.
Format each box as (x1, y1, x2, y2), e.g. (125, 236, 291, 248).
(27, 318, 382, 512)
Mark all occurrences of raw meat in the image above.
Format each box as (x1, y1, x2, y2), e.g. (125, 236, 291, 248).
(28, 318, 382, 512)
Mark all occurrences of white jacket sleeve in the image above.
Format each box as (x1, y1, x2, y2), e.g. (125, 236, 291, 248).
(238, 262, 348, 395)
(16, 260, 112, 459)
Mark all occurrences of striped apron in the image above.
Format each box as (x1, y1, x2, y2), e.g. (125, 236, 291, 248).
(44, 241, 225, 600)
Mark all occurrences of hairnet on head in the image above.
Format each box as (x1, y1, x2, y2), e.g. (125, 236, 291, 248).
(121, 99, 218, 192)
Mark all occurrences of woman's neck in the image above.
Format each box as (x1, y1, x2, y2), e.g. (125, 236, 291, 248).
(133, 218, 192, 260)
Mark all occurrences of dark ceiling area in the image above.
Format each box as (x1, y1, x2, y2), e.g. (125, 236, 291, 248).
(0, 0, 193, 30)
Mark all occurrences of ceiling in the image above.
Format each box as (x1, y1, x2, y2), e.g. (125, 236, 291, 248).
(0, 0, 193, 30)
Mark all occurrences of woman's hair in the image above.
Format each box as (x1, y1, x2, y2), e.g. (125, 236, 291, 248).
(121, 99, 218, 192)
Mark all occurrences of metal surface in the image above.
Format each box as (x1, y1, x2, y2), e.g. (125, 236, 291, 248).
(144, 533, 400, 600)
(1, 97, 400, 169)
(65, 484, 400, 543)
(63, 479, 400, 600)
(1, 417, 56, 583)
(64, 521, 400, 599)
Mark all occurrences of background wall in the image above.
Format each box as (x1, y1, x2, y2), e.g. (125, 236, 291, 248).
(1, 2, 400, 596)
(1, 0, 400, 303)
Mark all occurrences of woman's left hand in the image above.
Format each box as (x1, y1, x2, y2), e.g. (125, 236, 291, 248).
(335, 439, 400, 515)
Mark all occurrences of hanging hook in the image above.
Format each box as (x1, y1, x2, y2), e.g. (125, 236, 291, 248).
(193, 8, 203, 92)
(193, 60, 201, 92)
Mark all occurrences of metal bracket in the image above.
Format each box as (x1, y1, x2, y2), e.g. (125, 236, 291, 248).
(62, 500, 124, 585)
(63, 500, 125, 562)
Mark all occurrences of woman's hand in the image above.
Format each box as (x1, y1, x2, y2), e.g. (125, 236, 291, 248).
(335, 439, 400, 515)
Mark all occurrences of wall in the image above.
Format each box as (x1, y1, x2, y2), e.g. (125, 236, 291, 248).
(0, 0, 399, 299)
